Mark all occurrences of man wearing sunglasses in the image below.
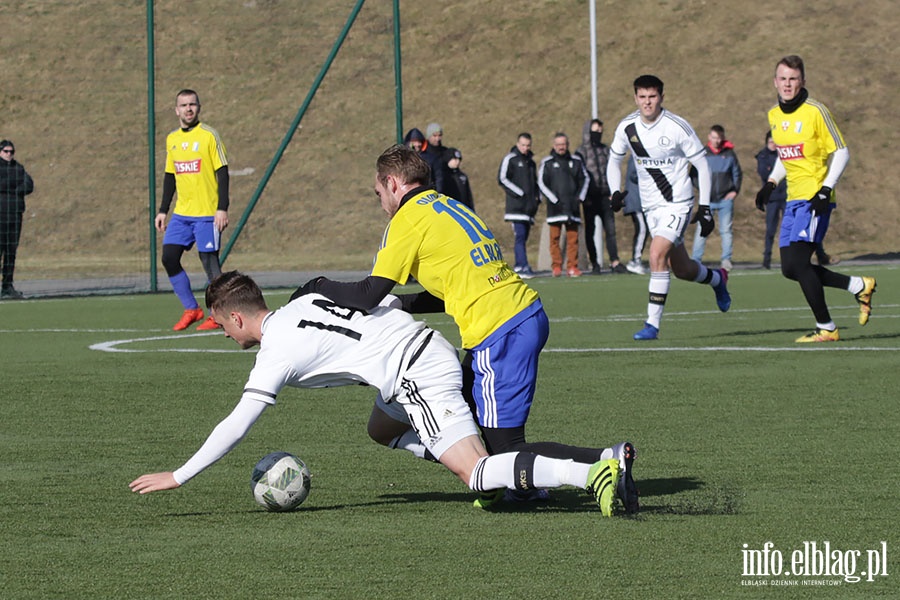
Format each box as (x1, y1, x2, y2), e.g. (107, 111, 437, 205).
(0, 140, 34, 300)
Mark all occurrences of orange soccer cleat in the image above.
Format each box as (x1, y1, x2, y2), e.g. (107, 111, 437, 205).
(196, 315, 221, 331)
(173, 308, 205, 331)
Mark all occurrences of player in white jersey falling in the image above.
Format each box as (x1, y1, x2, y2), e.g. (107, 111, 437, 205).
(607, 75, 732, 340)
(129, 271, 635, 517)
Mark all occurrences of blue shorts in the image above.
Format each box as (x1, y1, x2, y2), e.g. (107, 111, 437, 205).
(466, 300, 548, 428)
(163, 214, 220, 252)
(779, 200, 832, 248)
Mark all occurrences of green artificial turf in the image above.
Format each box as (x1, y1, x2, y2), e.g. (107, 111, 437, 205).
(1, 265, 897, 598)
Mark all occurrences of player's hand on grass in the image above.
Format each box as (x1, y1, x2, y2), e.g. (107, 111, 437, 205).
(690, 205, 715, 237)
(129, 472, 180, 494)
(755, 181, 775, 211)
(154, 212, 168, 232)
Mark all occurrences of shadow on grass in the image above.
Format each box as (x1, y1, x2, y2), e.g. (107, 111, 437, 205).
(162, 477, 741, 517)
(713, 328, 900, 343)
(637, 477, 743, 516)
(713, 327, 807, 338)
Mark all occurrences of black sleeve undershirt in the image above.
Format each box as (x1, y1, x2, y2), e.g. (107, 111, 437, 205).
(158, 172, 176, 214)
(297, 275, 446, 315)
(216, 167, 230, 211)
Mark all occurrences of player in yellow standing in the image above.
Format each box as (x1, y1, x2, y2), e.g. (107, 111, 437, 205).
(755, 56, 876, 342)
(295, 144, 638, 513)
(155, 89, 230, 331)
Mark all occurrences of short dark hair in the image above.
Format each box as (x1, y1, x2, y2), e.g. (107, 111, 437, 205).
(176, 88, 200, 104)
(517, 132, 532, 142)
(765, 130, 773, 143)
(205, 271, 267, 313)
(376, 144, 432, 187)
(710, 124, 725, 137)
(776, 55, 805, 80)
(633, 74, 664, 95)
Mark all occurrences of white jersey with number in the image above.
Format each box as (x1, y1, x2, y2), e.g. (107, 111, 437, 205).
(244, 294, 435, 403)
(609, 109, 706, 210)
(172, 294, 475, 484)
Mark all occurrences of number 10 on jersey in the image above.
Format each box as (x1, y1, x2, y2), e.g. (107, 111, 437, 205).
(432, 198, 504, 267)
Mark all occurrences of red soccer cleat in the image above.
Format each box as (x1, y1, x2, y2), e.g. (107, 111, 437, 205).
(196, 315, 221, 331)
(173, 308, 205, 331)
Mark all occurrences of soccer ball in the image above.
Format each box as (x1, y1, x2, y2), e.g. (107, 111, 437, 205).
(250, 451, 311, 512)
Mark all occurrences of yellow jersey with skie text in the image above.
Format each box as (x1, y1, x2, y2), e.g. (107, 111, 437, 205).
(370, 189, 538, 349)
(768, 99, 845, 202)
(164, 123, 228, 217)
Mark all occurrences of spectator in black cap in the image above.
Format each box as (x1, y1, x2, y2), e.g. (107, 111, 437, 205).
(443, 147, 474, 211)
(0, 140, 34, 299)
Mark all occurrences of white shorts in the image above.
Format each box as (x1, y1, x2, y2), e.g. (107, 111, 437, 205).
(375, 332, 479, 460)
(644, 202, 693, 245)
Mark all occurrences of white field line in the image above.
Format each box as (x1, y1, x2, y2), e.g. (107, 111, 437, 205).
(88, 332, 243, 353)
(1, 302, 891, 353)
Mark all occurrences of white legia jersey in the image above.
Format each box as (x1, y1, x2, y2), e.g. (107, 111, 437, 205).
(610, 109, 705, 209)
(243, 294, 433, 404)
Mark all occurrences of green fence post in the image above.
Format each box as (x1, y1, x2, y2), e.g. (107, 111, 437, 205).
(147, 0, 158, 291)
(220, 0, 367, 264)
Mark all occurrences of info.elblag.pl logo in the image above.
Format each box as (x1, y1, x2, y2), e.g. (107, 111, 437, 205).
(741, 541, 888, 586)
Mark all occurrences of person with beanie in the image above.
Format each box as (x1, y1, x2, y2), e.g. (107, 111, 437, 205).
(423, 122, 450, 194)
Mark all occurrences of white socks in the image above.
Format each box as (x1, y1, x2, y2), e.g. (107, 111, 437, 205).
(467, 453, 591, 492)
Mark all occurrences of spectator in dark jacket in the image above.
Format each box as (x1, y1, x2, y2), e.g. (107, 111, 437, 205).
(443, 148, 474, 211)
(404, 127, 441, 191)
(690, 124, 742, 271)
(498, 133, 540, 277)
(756, 130, 787, 269)
(538, 132, 588, 277)
(0, 140, 34, 299)
(576, 119, 626, 274)
(423, 122, 450, 194)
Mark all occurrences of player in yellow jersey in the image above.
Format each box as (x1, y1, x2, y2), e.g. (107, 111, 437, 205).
(155, 89, 230, 331)
(755, 56, 876, 342)
(295, 144, 638, 512)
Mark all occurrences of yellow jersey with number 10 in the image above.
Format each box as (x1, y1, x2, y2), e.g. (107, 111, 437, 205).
(371, 189, 538, 349)
(164, 123, 228, 217)
(767, 98, 845, 202)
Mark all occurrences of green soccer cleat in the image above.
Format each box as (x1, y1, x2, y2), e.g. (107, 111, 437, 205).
(856, 277, 876, 326)
(473, 488, 505, 510)
(586, 459, 620, 517)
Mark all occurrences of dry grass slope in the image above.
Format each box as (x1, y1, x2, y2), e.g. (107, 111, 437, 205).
(1, 0, 897, 277)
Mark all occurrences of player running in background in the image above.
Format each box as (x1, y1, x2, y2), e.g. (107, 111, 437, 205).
(607, 74, 731, 340)
(155, 89, 230, 331)
(129, 271, 626, 517)
(755, 55, 875, 342)
(294, 144, 638, 511)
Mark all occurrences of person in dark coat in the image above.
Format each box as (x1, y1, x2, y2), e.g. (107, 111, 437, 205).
(0, 140, 34, 299)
